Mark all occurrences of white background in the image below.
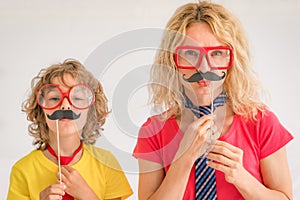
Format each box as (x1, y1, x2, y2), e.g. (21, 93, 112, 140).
(1, 0, 300, 199)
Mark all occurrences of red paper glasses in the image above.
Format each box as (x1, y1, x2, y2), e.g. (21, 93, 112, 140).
(174, 46, 233, 70)
(36, 84, 95, 110)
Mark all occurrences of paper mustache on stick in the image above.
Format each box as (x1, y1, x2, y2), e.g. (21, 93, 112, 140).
(46, 110, 81, 120)
(183, 71, 226, 82)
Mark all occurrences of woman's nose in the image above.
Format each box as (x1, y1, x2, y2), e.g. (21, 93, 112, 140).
(60, 97, 71, 110)
(196, 55, 210, 73)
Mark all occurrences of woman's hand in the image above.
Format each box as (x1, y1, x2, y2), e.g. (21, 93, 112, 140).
(39, 182, 65, 200)
(58, 165, 99, 200)
(175, 114, 213, 163)
(206, 140, 246, 185)
(206, 141, 293, 199)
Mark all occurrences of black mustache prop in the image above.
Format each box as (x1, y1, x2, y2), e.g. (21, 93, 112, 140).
(183, 71, 226, 82)
(46, 110, 81, 120)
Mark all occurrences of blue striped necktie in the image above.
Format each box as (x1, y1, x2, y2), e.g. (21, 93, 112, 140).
(183, 90, 226, 200)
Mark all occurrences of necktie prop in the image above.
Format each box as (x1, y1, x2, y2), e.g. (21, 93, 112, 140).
(47, 142, 83, 165)
(47, 142, 82, 200)
(184, 90, 226, 118)
(183, 90, 226, 200)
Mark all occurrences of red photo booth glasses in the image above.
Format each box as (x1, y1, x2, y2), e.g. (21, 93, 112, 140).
(36, 84, 95, 110)
(174, 46, 233, 70)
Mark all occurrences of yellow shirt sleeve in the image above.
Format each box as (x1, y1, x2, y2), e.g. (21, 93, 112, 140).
(7, 165, 31, 200)
(7, 150, 58, 200)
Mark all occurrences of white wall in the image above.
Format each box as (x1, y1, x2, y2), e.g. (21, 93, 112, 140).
(1, 0, 299, 199)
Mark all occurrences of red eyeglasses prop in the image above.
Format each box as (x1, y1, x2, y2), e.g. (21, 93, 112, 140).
(174, 46, 234, 70)
(36, 84, 95, 110)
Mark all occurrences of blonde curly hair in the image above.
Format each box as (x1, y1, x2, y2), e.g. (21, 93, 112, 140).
(22, 59, 109, 150)
(150, 1, 266, 120)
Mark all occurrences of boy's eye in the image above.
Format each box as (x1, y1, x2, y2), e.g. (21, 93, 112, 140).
(48, 97, 60, 102)
(72, 97, 84, 101)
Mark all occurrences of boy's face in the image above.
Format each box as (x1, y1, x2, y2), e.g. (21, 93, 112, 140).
(42, 73, 90, 140)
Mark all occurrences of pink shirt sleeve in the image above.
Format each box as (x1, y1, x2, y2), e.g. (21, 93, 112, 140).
(258, 110, 293, 159)
(133, 117, 164, 163)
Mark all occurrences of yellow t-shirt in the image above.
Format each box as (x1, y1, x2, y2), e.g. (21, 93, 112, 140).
(7, 144, 133, 200)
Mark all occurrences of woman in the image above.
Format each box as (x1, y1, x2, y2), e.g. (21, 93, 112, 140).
(133, 2, 293, 199)
(8, 59, 133, 200)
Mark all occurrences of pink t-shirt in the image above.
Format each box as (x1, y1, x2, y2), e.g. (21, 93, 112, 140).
(133, 110, 293, 200)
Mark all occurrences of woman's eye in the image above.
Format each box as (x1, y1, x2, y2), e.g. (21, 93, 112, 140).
(211, 50, 223, 56)
(184, 50, 199, 57)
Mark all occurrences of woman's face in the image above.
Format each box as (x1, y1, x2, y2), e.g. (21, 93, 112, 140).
(177, 22, 228, 104)
(42, 73, 90, 139)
